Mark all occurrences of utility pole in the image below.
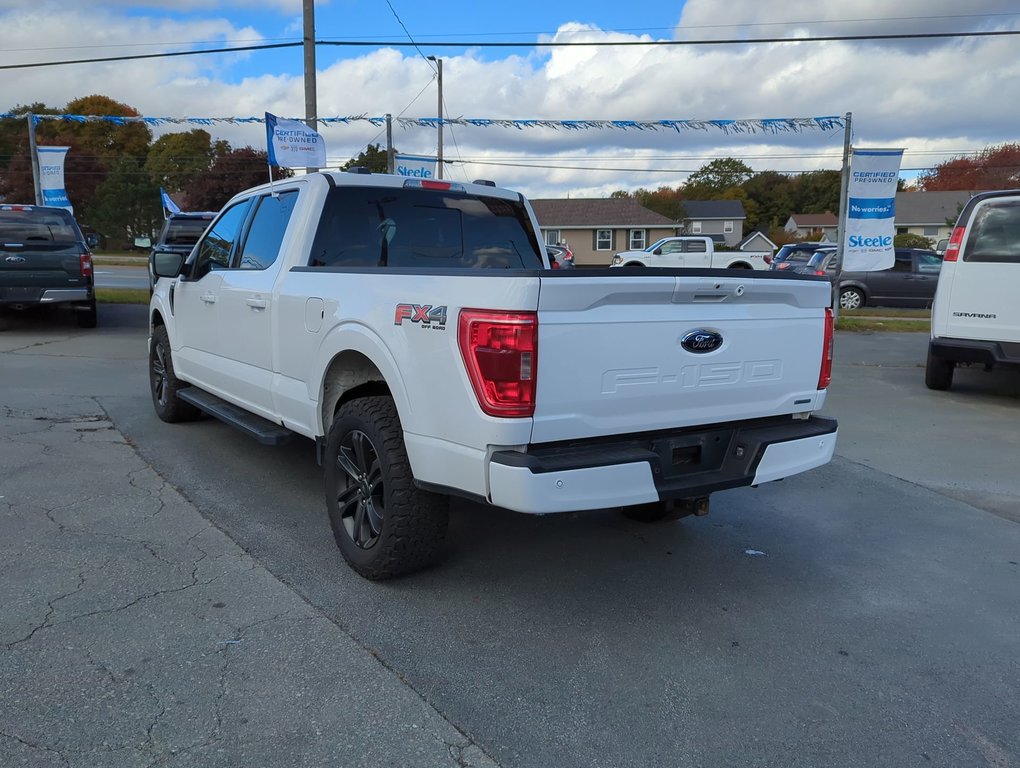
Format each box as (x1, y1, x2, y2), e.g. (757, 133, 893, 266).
(385, 114, 395, 174)
(27, 114, 43, 206)
(427, 56, 443, 179)
(302, 0, 319, 172)
(832, 111, 853, 320)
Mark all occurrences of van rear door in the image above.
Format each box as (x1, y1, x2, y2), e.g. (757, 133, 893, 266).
(943, 196, 1020, 342)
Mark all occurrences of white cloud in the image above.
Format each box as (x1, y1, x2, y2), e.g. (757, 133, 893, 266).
(1, 1, 1018, 198)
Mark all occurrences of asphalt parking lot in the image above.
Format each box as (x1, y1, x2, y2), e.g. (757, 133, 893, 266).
(1, 304, 1018, 768)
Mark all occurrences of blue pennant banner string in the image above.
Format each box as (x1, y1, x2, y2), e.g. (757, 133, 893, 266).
(1, 112, 846, 135)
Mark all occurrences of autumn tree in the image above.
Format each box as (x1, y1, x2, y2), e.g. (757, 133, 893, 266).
(917, 143, 1020, 191)
(789, 170, 841, 216)
(186, 145, 292, 211)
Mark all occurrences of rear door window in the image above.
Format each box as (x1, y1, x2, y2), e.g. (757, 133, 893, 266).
(308, 186, 543, 269)
(964, 199, 1020, 264)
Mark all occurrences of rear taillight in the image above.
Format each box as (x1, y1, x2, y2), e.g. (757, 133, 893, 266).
(79, 253, 93, 278)
(815, 270, 826, 276)
(818, 307, 834, 390)
(764, 253, 773, 265)
(943, 225, 966, 262)
(458, 309, 537, 417)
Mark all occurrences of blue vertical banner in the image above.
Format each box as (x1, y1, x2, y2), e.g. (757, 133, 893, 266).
(843, 148, 904, 271)
(265, 112, 327, 169)
(37, 146, 72, 212)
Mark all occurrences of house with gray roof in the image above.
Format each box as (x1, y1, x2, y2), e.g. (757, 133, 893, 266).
(894, 190, 984, 244)
(529, 198, 678, 266)
(679, 200, 747, 247)
(530, 197, 750, 266)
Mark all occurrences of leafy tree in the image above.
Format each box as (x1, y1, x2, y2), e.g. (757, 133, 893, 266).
(86, 156, 162, 246)
(918, 143, 1020, 191)
(54, 95, 152, 164)
(741, 170, 796, 232)
(684, 158, 754, 199)
(187, 145, 292, 211)
(145, 129, 215, 192)
(341, 143, 391, 173)
(894, 233, 934, 249)
(790, 170, 841, 215)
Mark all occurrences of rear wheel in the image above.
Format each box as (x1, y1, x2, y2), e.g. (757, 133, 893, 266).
(324, 396, 449, 580)
(75, 299, 97, 328)
(839, 287, 865, 310)
(149, 325, 201, 422)
(925, 345, 955, 390)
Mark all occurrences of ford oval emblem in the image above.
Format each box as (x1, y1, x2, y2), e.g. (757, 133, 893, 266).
(681, 329, 723, 354)
(5, 255, 26, 264)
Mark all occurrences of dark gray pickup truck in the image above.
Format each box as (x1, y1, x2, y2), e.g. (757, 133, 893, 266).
(0, 204, 99, 327)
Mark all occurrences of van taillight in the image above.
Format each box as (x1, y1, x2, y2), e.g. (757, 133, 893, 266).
(943, 225, 966, 262)
(458, 309, 537, 417)
(79, 253, 93, 278)
(818, 308, 834, 389)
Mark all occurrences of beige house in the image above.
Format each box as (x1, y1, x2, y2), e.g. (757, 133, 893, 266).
(784, 212, 839, 241)
(529, 199, 678, 267)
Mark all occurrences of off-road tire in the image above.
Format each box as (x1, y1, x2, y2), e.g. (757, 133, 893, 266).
(149, 325, 201, 423)
(324, 396, 449, 580)
(924, 346, 955, 391)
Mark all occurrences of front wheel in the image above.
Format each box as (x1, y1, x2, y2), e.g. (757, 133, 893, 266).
(149, 325, 201, 423)
(839, 287, 865, 310)
(324, 397, 449, 580)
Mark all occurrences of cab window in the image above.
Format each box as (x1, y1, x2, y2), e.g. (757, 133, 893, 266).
(236, 192, 298, 270)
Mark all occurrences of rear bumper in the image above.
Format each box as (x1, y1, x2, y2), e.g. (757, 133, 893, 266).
(488, 415, 838, 514)
(0, 287, 91, 307)
(929, 337, 1020, 367)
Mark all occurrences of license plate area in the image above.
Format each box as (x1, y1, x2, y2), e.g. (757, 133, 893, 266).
(653, 428, 735, 477)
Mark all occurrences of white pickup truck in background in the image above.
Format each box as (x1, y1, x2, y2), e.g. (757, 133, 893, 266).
(148, 171, 837, 579)
(610, 236, 771, 270)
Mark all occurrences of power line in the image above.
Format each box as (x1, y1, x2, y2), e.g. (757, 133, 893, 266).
(2, 29, 1018, 70)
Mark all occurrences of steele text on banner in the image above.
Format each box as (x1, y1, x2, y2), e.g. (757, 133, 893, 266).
(37, 146, 72, 213)
(265, 112, 327, 169)
(394, 154, 437, 179)
(843, 148, 904, 271)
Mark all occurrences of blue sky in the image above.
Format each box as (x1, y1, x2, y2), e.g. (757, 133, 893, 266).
(2, 0, 1019, 196)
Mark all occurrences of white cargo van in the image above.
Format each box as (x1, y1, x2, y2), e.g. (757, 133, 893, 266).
(926, 189, 1020, 390)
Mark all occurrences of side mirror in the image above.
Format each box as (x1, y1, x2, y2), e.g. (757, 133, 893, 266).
(85, 233, 100, 249)
(152, 250, 186, 278)
(133, 236, 152, 249)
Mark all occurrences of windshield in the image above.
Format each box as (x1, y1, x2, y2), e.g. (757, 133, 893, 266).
(0, 207, 81, 243)
(163, 218, 212, 246)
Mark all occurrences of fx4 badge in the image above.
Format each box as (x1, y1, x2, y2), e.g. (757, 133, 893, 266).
(394, 303, 448, 329)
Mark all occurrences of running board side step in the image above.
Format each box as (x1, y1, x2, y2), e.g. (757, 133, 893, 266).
(177, 388, 293, 445)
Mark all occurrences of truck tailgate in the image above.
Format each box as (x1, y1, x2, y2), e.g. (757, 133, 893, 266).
(532, 272, 831, 444)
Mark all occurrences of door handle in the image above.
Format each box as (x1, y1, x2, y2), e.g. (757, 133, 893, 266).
(246, 297, 267, 309)
(201, 292, 217, 304)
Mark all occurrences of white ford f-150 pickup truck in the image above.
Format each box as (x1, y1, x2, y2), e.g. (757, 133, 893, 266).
(610, 236, 772, 270)
(148, 171, 837, 579)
